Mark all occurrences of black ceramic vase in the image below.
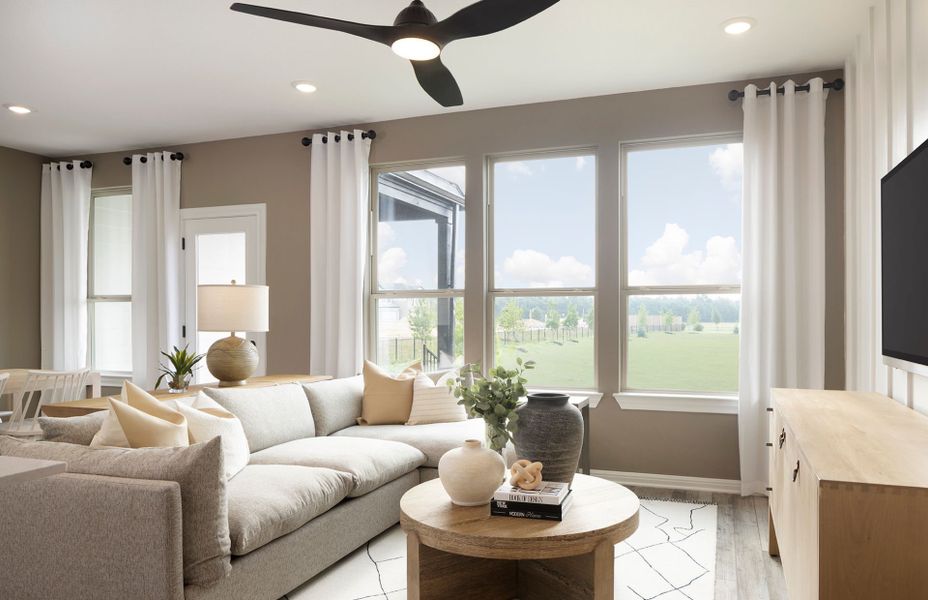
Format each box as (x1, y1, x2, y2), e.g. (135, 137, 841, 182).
(512, 392, 584, 485)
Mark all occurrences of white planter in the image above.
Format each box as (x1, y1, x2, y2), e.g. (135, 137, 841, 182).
(438, 439, 506, 506)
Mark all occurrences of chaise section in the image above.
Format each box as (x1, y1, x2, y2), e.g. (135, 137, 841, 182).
(331, 419, 486, 467)
(226, 465, 354, 556)
(248, 436, 426, 497)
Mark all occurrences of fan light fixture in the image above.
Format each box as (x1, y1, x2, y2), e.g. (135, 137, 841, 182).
(391, 37, 441, 61)
(5, 104, 32, 115)
(292, 81, 317, 93)
(723, 17, 755, 35)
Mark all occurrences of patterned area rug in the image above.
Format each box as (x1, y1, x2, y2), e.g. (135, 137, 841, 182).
(286, 499, 717, 600)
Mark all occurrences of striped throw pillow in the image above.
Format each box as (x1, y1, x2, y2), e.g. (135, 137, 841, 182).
(406, 371, 467, 425)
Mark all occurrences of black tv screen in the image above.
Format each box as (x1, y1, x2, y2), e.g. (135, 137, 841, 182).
(882, 137, 928, 367)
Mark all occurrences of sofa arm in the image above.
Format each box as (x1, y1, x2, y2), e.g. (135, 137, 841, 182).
(0, 473, 185, 600)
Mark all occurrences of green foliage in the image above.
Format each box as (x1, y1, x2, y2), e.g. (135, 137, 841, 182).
(563, 302, 579, 328)
(712, 307, 722, 329)
(529, 307, 543, 321)
(693, 323, 704, 332)
(687, 306, 701, 329)
(662, 309, 674, 331)
(498, 299, 524, 342)
(453, 297, 465, 353)
(586, 306, 595, 328)
(733, 325, 739, 334)
(637, 305, 648, 338)
(449, 359, 535, 452)
(408, 299, 436, 345)
(545, 300, 561, 330)
(155, 345, 205, 389)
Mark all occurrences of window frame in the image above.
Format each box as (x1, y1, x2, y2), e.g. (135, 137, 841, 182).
(617, 134, 742, 411)
(486, 148, 599, 391)
(87, 186, 133, 381)
(367, 160, 467, 371)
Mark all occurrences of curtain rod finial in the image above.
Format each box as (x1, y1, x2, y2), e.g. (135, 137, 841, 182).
(728, 90, 741, 101)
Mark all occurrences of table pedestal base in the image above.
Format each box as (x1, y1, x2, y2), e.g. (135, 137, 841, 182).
(407, 532, 615, 600)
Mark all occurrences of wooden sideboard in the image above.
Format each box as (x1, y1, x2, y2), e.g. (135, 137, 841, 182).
(768, 389, 928, 599)
(41, 374, 331, 418)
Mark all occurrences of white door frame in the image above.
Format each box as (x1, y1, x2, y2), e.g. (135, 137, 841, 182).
(180, 204, 267, 378)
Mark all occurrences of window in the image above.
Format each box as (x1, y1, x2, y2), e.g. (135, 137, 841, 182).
(88, 189, 132, 375)
(622, 138, 742, 395)
(489, 152, 596, 389)
(370, 165, 466, 372)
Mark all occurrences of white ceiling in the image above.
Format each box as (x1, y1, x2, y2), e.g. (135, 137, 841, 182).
(0, 0, 871, 157)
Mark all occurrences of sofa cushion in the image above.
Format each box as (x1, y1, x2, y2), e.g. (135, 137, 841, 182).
(302, 376, 363, 436)
(226, 465, 353, 556)
(407, 370, 467, 425)
(0, 436, 230, 587)
(204, 383, 315, 452)
(170, 393, 250, 479)
(332, 419, 485, 468)
(359, 360, 420, 425)
(38, 410, 107, 445)
(248, 437, 426, 497)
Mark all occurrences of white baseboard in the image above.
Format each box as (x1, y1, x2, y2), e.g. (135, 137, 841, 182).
(591, 469, 741, 495)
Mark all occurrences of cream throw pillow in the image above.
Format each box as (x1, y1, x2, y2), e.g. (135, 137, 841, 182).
(407, 371, 467, 425)
(90, 381, 189, 448)
(171, 393, 250, 479)
(359, 360, 421, 425)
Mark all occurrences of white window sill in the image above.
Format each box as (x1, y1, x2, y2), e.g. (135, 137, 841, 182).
(98, 373, 131, 389)
(528, 388, 604, 409)
(613, 392, 738, 414)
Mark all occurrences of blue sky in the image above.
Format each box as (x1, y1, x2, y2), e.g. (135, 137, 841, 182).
(377, 143, 742, 290)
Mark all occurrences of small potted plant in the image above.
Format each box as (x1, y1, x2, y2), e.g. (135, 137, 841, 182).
(155, 345, 205, 393)
(449, 358, 535, 453)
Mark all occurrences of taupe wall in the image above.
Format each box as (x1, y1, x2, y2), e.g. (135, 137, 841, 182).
(0, 146, 45, 368)
(77, 69, 845, 480)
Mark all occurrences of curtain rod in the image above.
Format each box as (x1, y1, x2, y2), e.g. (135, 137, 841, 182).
(121, 152, 185, 165)
(49, 160, 93, 170)
(301, 129, 377, 147)
(728, 78, 844, 101)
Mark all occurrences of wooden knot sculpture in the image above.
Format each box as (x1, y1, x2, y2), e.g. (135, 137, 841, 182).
(509, 459, 544, 490)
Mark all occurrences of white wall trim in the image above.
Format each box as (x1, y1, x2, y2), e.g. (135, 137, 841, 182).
(613, 392, 738, 414)
(592, 469, 741, 495)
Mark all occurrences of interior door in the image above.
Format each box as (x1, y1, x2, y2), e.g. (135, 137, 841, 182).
(182, 207, 266, 383)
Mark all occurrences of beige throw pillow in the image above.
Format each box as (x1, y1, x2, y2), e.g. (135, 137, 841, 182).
(171, 393, 250, 479)
(359, 360, 421, 425)
(91, 381, 188, 448)
(407, 371, 467, 425)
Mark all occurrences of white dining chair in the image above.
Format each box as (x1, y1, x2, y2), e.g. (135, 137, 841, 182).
(0, 372, 10, 422)
(0, 369, 91, 438)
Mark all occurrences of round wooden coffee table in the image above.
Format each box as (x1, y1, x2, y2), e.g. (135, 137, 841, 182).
(400, 473, 639, 600)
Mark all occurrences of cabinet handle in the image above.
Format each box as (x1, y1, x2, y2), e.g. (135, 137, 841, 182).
(778, 429, 786, 449)
(765, 442, 773, 447)
(792, 460, 800, 482)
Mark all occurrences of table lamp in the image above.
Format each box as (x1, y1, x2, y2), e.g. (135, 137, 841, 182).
(198, 281, 269, 387)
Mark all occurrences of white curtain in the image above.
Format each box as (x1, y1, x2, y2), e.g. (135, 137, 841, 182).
(131, 152, 182, 388)
(40, 161, 93, 370)
(309, 130, 371, 378)
(739, 80, 828, 496)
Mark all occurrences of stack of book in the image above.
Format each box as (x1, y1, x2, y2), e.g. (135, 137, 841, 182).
(490, 482, 573, 521)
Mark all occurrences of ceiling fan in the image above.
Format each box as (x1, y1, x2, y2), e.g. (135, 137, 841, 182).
(230, 0, 561, 107)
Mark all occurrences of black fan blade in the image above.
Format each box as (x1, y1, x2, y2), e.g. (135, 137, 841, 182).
(431, 0, 561, 44)
(230, 3, 395, 46)
(411, 57, 463, 107)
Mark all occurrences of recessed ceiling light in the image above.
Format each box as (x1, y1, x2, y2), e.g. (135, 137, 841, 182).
(291, 81, 317, 94)
(722, 17, 755, 35)
(5, 104, 32, 115)
(391, 37, 441, 61)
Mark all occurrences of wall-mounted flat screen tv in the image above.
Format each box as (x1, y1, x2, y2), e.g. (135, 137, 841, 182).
(882, 136, 928, 373)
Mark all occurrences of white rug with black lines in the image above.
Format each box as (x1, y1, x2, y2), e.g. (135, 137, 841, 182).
(284, 499, 717, 600)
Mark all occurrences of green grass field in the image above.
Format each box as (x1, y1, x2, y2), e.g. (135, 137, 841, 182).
(496, 325, 739, 391)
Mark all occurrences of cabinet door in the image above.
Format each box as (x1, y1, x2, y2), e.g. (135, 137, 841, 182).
(789, 451, 820, 600)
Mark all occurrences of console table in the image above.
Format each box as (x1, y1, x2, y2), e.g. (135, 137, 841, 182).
(768, 388, 928, 599)
(40, 374, 331, 418)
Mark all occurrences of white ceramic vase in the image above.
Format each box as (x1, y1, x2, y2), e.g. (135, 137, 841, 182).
(438, 439, 506, 506)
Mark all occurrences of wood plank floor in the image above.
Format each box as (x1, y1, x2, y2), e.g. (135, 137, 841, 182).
(628, 486, 787, 600)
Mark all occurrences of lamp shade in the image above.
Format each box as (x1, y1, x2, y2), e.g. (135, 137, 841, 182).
(198, 284, 269, 332)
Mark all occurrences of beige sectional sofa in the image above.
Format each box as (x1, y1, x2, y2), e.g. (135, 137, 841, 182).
(0, 375, 485, 600)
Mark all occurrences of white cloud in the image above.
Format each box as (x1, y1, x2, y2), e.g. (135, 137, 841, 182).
(576, 156, 587, 171)
(504, 161, 533, 176)
(378, 222, 396, 246)
(502, 249, 594, 288)
(629, 223, 741, 285)
(378, 246, 408, 286)
(709, 143, 743, 192)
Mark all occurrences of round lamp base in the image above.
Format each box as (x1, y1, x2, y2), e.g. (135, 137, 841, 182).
(206, 335, 258, 387)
